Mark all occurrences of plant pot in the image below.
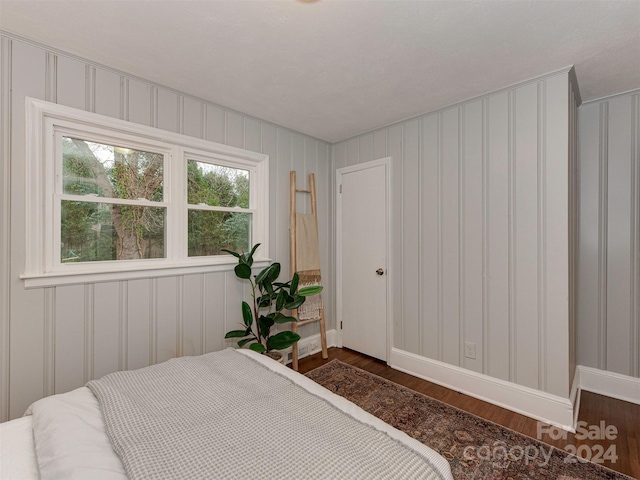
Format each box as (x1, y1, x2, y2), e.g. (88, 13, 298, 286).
(265, 351, 284, 364)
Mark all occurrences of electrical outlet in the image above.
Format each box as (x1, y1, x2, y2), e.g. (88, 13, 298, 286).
(309, 341, 319, 352)
(464, 342, 476, 360)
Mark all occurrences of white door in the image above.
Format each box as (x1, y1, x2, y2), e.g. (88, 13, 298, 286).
(337, 158, 390, 361)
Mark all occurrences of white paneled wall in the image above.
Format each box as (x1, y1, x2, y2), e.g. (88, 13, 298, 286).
(334, 69, 578, 398)
(0, 34, 332, 421)
(578, 90, 640, 379)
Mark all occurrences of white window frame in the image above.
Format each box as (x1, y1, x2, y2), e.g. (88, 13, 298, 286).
(22, 98, 269, 288)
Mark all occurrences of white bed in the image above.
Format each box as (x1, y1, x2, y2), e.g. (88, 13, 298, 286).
(1, 349, 453, 480)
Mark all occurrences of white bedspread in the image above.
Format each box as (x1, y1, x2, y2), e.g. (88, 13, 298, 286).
(0, 416, 39, 480)
(0, 350, 453, 480)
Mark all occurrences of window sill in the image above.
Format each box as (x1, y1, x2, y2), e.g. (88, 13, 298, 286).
(21, 259, 271, 289)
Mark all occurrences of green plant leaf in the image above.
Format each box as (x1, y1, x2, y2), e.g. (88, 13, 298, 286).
(234, 263, 251, 279)
(267, 331, 301, 351)
(274, 315, 297, 324)
(264, 279, 274, 296)
(237, 338, 255, 347)
(225, 330, 249, 338)
(220, 248, 241, 259)
(298, 285, 323, 296)
(290, 273, 299, 295)
(284, 296, 305, 310)
(276, 290, 286, 311)
(242, 301, 253, 327)
(266, 263, 281, 282)
(256, 263, 280, 285)
(258, 315, 274, 338)
(249, 342, 266, 353)
(258, 294, 273, 308)
(246, 243, 260, 266)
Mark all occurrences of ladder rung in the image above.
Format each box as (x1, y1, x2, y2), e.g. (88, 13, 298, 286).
(296, 318, 320, 327)
(296, 189, 311, 193)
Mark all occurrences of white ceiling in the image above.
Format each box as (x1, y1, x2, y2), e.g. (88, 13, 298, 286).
(1, 0, 639, 143)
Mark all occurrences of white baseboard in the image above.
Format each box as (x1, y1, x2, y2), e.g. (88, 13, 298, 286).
(570, 367, 582, 428)
(577, 365, 640, 405)
(390, 348, 575, 432)
(283, 329, 338, 364)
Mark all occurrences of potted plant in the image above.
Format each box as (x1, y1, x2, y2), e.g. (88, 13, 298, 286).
(223, 243, 323, 362)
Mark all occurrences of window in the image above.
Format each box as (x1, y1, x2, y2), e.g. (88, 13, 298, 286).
(23, 98, 269, 287)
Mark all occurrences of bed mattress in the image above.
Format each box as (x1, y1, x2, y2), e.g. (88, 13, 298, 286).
(0, 349, 452, 480)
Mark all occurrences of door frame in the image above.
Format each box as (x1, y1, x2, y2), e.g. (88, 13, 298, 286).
(335, 157, 393, 362)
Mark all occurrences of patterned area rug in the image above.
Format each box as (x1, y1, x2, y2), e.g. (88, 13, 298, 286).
(306, 360, 633, 480)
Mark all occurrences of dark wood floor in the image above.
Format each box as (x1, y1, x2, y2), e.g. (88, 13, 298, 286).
(296, 347, 640, 479)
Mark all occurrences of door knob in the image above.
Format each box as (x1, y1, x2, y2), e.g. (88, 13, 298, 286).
(376, 268, 384, 276)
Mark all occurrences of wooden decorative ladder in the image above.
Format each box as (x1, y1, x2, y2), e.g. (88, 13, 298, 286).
(290, 170, 328, 371)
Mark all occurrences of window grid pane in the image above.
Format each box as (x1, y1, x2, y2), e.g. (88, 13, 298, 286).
(63, 137, 164, 202)
(187, 210, 251, 257)
(187, 160, 249, 208)
(61, 200, 166, 263)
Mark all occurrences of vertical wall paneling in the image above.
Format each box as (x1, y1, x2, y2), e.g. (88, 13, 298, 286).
(205, 104, 225, 144)
(9, 40, 47, 419)
(421, 114, 440, 360)
(373, 129, 387, 160)
(359, 133, 373, 164)
(568, 83, 576, 384)
(118, 281, 129, 371)
(606, 96, 633, 375)
(2, 34, 333, 418)
(387, 124, 404, 349)
(226, 110, 244, 148)
(126, 279, 152, 371)
(578, 90, 640, 379)
(1, 36, 12, 422)
(316, 141, 332, 330)
(487, 91, 511, 382)
(262, 123, 278, 258)
(55, 54, 86, 110)
(537, 82, 548, 390)
(577, 103, 601, 369)
(94, 68, 122, 119)
(84, 284, 94, 383)
(334, 69, 579, 400)
(182, 96, 204, 139)
(181, 274, 203, 357)
(441, 108, 461, 366)
(224, 272, 244, 341)
(244, 117, 262, 154)
(45, 52, 56, 103)
(633, 95, 639, 378)
(156, 88, 179, 133)
(275, 128, 292, 277)
(54, 285, 86, 394)
(333, 141, 347, 171)
(345, 137, 359, 167)
(92, 282, 121, 380)
(402, 119, 421, 355)
(204, 272, 225, 353)
(155, 276, 179, 364)
(127, 79, 152, 127)
(598, 102, 609, 371)
(43, 288, 55, 397)
(544, 74, 570, 396)
(514, 83, 540, 388)
(462, 100, 484, 373)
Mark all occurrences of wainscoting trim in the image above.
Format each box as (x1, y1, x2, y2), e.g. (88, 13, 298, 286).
(390, 348, 575, 431)
(577, 365, 640, 406)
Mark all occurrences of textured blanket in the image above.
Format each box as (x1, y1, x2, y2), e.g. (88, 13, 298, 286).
(87, 349, 447, 480)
